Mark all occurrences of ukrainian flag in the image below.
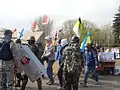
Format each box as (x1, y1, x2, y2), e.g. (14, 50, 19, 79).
(80, 32, 91, 52)
(73, 18, 83, 37)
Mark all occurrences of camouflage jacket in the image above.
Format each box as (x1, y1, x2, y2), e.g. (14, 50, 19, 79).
(63, 42, 82, 73)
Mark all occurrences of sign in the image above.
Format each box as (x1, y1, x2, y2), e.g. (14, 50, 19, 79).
(98, 52, 115, 62)
(111, 48, 120, 59)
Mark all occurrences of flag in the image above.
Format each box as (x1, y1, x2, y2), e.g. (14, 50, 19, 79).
(42, 15, 49, 25)
(80, 32, 91, 52)
(59, 29, 63, 32)
(53, 31, 57, 46)
(18, 28, 24, 39)
(33, 22, 39, 31)
(13, 28, 17, 33)
(73, 18, 83, 37)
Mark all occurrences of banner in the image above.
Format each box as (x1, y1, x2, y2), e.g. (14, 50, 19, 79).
(98, 52, 115, 62)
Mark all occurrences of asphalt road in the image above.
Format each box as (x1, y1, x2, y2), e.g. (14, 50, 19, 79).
(15, 75, 120, 90)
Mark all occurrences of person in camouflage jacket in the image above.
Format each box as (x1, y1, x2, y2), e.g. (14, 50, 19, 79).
(62, 36, 82, 90)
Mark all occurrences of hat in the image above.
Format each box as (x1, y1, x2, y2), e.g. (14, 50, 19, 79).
(4, 29, 12, 36)
(45, 36, 52, 41)
(61, 39, 68, 47)
(27, 36, 35, 41)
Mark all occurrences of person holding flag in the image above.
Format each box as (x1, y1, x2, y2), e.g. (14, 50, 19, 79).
(83, 42, 100, 87)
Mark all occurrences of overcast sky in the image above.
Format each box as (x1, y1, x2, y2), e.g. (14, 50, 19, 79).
(0, 0, 120, 31)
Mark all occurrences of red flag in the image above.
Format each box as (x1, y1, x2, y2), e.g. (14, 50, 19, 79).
(42, 15, 49, 25)
(13, 28, 17, 33)
(33, 22, 37, 29)
(33, 22, 39, 31)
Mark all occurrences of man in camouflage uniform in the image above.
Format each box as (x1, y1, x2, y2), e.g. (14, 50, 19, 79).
(0, 30, 16, 90)
(62, 36, 82, 90)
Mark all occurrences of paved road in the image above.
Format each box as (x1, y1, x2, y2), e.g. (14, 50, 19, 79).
(16, 75, 120, 90)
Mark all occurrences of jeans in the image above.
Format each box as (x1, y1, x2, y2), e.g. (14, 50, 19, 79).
(84, 65, 99, 83)
(47, 60, 54, 82)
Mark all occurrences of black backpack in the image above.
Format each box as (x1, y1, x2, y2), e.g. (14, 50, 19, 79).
(0, 41, 13, 61)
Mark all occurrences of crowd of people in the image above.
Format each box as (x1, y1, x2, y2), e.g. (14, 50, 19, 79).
(0, 29, 100, 90)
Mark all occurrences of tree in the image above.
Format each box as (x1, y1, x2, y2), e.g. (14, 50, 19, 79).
(113, 6, 120, 45)
(59, 19, 113, 47)
(59, 19, 100, 43)
(32, 16, 54, 37)
(63, 20, 76, 41)
(100, 24, 114, 47)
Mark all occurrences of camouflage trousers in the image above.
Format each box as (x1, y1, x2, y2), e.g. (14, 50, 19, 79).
(0, 60, 14, 90)
(63, 70, 81, 90)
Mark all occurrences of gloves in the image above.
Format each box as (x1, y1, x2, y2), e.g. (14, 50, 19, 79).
(41, 55, 48, 62)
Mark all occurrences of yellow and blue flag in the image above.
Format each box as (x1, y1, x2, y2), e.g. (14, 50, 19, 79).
(80, 32, 91, 52)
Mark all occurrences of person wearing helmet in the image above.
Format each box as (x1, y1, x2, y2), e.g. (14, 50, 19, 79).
(62, 36, 82, 90)
(71, 35, 80, 43)
(83, 43, 99, 87)
(41, 36, 55, 85)
(21, 36, 42, 90)
(27, 36, 39, 57)
(0, 29, 16, 90)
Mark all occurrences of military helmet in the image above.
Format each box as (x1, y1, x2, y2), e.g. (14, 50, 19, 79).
(4, 29, 12, 36)
(71, 36, 80, 43)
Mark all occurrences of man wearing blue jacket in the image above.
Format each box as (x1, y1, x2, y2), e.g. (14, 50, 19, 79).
(83, 43, 99, 87)
(56, 39, 62, 89)
(56, 39, 69, 90)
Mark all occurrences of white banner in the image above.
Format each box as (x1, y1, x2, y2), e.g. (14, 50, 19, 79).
(99, 52, 115, 61)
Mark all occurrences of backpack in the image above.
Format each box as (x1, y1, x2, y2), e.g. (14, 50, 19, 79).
(63, 43, 82, 73)
(0, 41, 13, 61)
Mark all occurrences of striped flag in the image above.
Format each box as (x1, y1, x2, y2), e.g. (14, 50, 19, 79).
(33, 22, 39, 31)
(42, 15, 49, 25)
(13, 28, 17, 34)
(80, 32, 91, 52)
(73, 18, 83, 37)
